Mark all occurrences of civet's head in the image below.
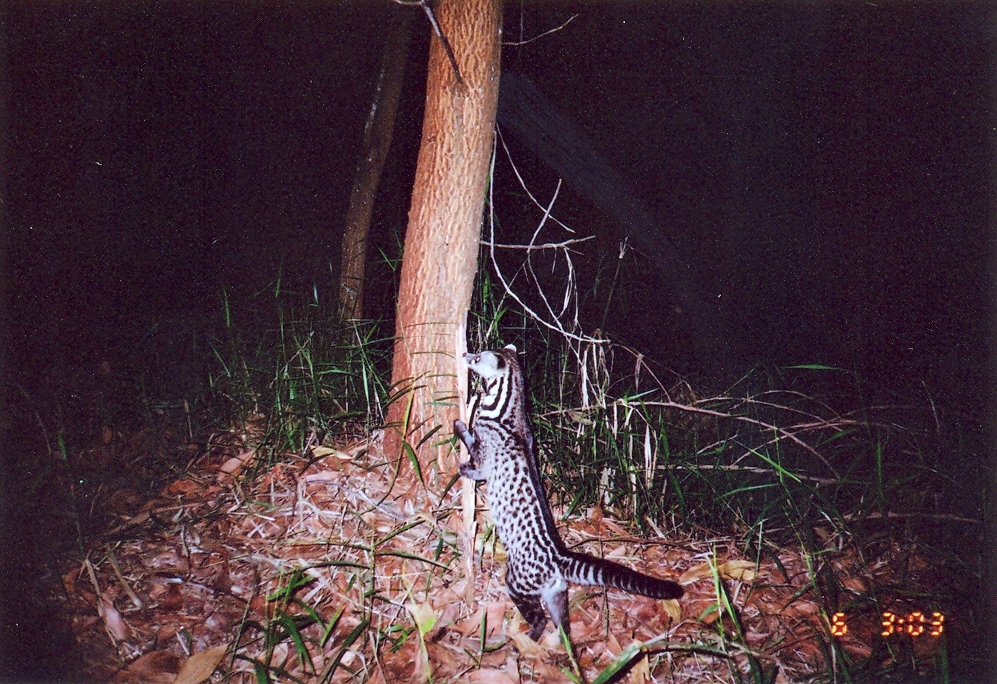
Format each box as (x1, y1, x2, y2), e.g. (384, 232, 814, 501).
(462, 344, 517, 379)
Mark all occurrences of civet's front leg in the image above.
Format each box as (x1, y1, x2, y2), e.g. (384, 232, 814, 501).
(454, 420, 486, 481)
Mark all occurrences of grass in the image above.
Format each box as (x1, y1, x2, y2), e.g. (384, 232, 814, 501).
(19, 259, 984, 681)
(176, 270, 985, 681)
(204, 278, 396, 468)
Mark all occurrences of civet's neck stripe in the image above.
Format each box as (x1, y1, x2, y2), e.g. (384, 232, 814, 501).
(454, 344, 682, 642)
(479, 375, 509, 419)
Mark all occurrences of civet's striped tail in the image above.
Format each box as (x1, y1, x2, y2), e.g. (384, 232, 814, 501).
(561, 552, 683, 599)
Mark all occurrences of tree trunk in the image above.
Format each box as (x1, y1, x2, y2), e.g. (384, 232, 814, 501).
(384, 0, 502, 477)
(338, 7, 412, 322)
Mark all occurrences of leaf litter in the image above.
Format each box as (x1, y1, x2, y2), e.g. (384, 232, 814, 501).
(61, 421, 953, 683)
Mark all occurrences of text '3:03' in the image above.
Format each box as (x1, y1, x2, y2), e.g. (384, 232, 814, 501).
(830, 610, 945, 639)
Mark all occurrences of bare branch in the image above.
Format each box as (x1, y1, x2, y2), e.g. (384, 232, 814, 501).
(480, 235, 596, 251)
(503, 14, 579, 47)
(395, 0, 463, 84)
(484, 140, 606, 346)
(497, 128, 575, 233)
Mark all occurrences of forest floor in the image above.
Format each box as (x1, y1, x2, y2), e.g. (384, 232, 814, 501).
(55, 418, 964, 683)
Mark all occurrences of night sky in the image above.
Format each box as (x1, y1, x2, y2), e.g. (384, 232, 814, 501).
(4, 1, 990, 412)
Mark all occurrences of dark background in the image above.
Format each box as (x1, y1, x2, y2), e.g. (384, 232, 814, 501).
(1, 1, 992, 679)
(4, 2, 989, 407)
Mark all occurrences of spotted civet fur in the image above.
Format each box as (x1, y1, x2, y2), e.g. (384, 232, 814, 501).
(454, 344, 683, 640)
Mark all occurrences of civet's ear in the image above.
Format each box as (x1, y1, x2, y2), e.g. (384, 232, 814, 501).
(503, 344, 517, 354)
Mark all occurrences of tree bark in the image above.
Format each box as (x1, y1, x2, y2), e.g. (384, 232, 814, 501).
(384, 0, 502, 477)
(338, 7, 412, 322)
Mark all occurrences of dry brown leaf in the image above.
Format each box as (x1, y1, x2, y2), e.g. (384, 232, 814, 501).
(680, 558, 757, 583)
(661, 597, 682, 621)
(172, 645, 227, 684)
(842, 576, 868, 593)
(717, 559, 758, 581)
(430, 600, 462, 641)
(486, 600, 510, 638)
(105, 488, 141, 515)
(166, 479, 200, 496)
(679, 562, 714, 583)
(606, 630, 623, 656)
(788, 600, 820, 616)
(62, 569, 79, 597)
(160, 584, 183, 611)
(407, 600, 439, 637)
(344, 437, 373, 458)
(570, 608, 601, 645)
(98, 593, 131, 641)
(629, 653, 651, 683)
(590, 504, 604, 525)
(218, 449, 255, 476)
(700, 608, 720, 626)
(453, 607, 483, 637)
(599, 519, 628, 536)
(466, 669, 519, 684)
(536, 659, 574, 683)
(310, 445, 353, 460)
(510, 630, 546, 658)
(122, 650, 180, 683)
(109, 509, 150, 534)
